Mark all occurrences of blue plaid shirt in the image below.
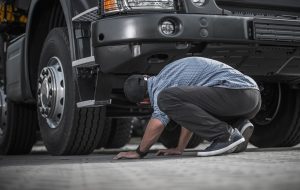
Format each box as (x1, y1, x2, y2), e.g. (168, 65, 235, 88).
(147, 57, 259, 127)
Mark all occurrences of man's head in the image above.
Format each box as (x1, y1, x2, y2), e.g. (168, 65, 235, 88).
(124, 75, 149, 103)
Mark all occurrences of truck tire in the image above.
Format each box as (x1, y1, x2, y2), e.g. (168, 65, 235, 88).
(0, 34, 5, 80)
(0, 88, 37, 154)
(105, 118, 132, 148)
(251, 83, 300, 147)
(37, 28, 105, 155)
(159, 121, 203, 149)
(96, 119, 111, 149)
(131, 117, 148, 137)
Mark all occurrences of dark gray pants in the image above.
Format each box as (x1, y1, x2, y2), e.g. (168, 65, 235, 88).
(157, 87, 261, 141)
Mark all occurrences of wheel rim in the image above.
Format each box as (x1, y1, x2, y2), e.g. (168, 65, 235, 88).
(37, 57, 65, 129)
(253, 83, 281, 126)
(0, 87, 7, 136)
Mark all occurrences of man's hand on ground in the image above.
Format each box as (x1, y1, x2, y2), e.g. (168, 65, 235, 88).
(156, 148, 183, 156)
(113, 151, 141, 160)
(114, 119, 165, 160)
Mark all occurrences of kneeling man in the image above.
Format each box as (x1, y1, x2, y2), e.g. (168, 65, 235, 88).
(115, 57, 261, 159)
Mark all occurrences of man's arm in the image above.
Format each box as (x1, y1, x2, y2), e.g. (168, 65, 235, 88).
(139, 118, 165, 152)
(113, 118, 164, 159)
(156, 127, 193, 156)
(177, 127, 193, 151)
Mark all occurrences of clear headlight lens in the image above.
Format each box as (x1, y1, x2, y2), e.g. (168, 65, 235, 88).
(126, 0, 174, 10)
(192, 0, 206, 7)
(102, 0, 175, 14)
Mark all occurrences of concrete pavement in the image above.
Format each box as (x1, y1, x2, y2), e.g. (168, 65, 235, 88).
(0, 143, 299, 190)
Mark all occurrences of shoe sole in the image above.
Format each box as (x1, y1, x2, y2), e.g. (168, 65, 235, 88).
(197, 137, 245, 157)
(234, 124, 254, 153)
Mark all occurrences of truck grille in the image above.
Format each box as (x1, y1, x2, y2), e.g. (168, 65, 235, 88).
(253, 19, 300, 42)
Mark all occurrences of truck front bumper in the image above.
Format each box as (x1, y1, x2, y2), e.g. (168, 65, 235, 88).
(91, 14, 300, 74)
(92, 14, 252, 74)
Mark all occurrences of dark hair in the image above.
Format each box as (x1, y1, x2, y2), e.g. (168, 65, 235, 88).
(124, 75, 148, 103)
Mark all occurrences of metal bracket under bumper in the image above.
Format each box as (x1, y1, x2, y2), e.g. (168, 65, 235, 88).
(74, 63, 112, 108)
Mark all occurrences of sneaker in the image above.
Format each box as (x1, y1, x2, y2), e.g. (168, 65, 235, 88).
(197, 128, 245, 157)
(233, 119, 254, 153)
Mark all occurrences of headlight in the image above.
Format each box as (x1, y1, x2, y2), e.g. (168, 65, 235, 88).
(192, 0, 206, 7)
(102, 0, 175, 14)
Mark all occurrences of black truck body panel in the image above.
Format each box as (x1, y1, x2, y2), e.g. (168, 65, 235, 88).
(216, 0, 300, 10)
(92, 15, 251, 47)
(14, 0, 31, 11)
(71, 0, 97, 17)
(92, 13, 300, 77)
(92, 14, 250, 73)
(22, 0, 73, 101)
(4, 0, 300, 105)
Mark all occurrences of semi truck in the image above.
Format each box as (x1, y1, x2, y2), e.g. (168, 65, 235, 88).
(0, 0, 299, 155)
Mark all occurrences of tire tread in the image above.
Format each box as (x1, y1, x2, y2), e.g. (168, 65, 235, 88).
(105, 118, 132, 149)
(251, 85, 300, 148)
(2, 101, 37, 155)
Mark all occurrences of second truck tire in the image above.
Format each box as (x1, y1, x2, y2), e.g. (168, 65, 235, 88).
(251, 84, 300, 147)
(0, 96, 37, 155)
(104, 118, 132, 149)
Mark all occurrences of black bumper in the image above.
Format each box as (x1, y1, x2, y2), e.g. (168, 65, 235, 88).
(91, 14, 300, 74)
(92, 14, 252, 46)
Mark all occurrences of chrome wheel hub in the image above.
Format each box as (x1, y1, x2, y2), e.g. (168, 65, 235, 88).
(38, 57, 65, 129)
(0, 87, 7, 136)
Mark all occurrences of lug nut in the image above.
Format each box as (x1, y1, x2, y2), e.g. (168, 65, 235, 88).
(49, 89, 53, 96)
(46, 108, 52, 115)
(37, 99, 42, 107)
(44, 109, 49, 116)
(42, 69, 49, 76)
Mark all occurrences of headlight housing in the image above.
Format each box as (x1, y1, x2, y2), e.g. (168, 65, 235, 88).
(192, 0, 206, 7)
(102, 0, 175, 14)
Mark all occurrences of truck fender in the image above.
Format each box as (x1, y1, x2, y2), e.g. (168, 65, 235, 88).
(11, 0, 75, 102)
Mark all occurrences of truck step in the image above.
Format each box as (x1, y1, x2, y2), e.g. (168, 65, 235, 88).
(77, 100, 112, 108)
(72, 7, 99, 22)
(72, 56, 97, 68)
